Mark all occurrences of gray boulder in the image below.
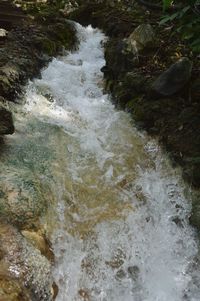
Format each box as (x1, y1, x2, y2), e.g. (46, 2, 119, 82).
(151, 57, 193, 97)
(126, 24, 155, 54)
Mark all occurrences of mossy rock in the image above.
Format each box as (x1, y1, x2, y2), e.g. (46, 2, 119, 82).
(47, 22, 77, 50)
(0, 169, 49, 228)
(33, 36, 56, 56)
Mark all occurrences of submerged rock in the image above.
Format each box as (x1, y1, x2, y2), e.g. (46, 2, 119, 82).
(151, 57, 193, 97)
(127, 265, 140, 281)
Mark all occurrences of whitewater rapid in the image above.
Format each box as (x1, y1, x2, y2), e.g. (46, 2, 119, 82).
(24, 24, 200, 301)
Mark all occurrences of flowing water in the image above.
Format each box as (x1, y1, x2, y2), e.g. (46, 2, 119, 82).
(22, 24, 200, 300)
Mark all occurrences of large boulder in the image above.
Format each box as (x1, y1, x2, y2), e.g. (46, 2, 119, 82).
(126, 24, 155, 54)
(151, 57, 193, 97)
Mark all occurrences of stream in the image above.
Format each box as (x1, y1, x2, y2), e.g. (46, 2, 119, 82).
(12, 23, 200, 300)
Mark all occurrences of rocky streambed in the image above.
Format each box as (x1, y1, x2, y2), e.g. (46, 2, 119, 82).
(0, 0, 200, 300)
(69, 0, 200, 230)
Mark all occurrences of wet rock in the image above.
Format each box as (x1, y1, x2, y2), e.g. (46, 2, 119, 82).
(103, 39, 138, 80)
(52, 282, 59, 300)
(190, 195, 200, 231)
(0, 168, 48, 228)
(0, 222, 52, 301)
(0, 9, 76, 103)
(105, 258, 124, 269)
(21, 230, 54, 261)
(78, 288, 90, 300)
(0, 274, 31, 301)
(151, 57, 193, 97)
(0, 104, 14, 135)
(111, 72, 151, 108)
(0, 28, 8, 40)
(126, 24, 155, 54)
(127, 265, 140, 281)
(115, 269, 126, 280)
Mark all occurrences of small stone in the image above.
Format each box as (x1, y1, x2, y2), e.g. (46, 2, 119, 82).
(78, 288, 90, 300)
(0, 28, 8, 38)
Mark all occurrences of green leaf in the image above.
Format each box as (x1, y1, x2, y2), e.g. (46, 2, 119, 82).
(159, 15, 173, 25)
(163, 0, 174, 11)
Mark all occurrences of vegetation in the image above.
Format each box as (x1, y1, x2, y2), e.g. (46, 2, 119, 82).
(161, 0, 200, 52)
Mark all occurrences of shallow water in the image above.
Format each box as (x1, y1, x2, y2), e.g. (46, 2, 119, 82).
(21, 24, 200, 301)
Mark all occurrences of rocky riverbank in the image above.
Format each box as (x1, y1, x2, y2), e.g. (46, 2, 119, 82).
(0, 1, 77, 300)
(0, 0, 76, 135)
(68, 0, 200, 230)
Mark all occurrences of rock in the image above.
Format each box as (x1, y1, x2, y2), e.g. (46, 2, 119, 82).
(190, 192, 200, 230)
(103, 39, 138, 80)
(126, 24, 155, 54)
(151, 57, 193, 97)
(0, 104, 14, 135)
(0, 168, 48, 228)
(60, 1, 79, 16)
(128, 265, 140, 281)
(22, 230, 54, 261)
(115, 269, 126, 280)
(0, 274, 31, 301)
(0, 65, 20, 100)
(191, 78, 200, 101)
(0, 28, 8, 39)
(0, 222, 53, 301)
